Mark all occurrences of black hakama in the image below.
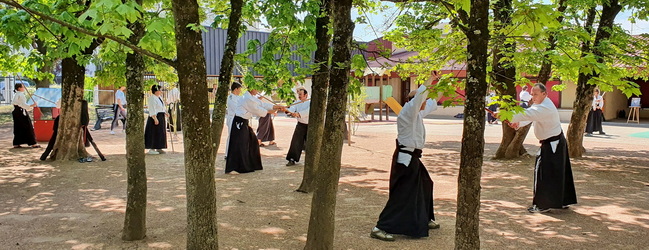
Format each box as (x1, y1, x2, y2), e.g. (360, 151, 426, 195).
(12, 105, 37, 146)
(144, 113, 167, 149)
(167, 103, 182, 132)
(225, 116, 263, 173)
(286, 122, 308, 162)
(533, 132, 577, 209)
(376, 140, 435, 238)
(256, 115, 274, 142)
(585, 109, 603, 133)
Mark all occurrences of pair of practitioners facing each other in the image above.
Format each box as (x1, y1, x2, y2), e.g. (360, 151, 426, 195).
(225, 86, 285, 174)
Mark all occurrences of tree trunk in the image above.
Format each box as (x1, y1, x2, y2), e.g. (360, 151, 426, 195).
(297, 0, 331, 193)
(122, 2, 147, 240)
(304, 0, 353, 248)
(537, 0, 567, 85)
(491, 0, 528, 160)
(455, 0, 489, 249)
(566, 1, 621, 158)
(49, 57, 89, 161)
(211, 0, 244, 160)
(33, 38, 52, 89)
(171, 1, 218, 249)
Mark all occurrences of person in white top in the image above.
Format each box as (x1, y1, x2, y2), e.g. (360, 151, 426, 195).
(11, 83, 40, 148)
(225, 82, 243, 158)
(144, 85, 168, 155)
(225, 87, 284, 174)
(486, 90, 499, 124)
(508, 83, 577, 213)
(519, 85, 532, 108)
(110, 86, 127, 134)
(283, 88, 310, 166)
(371, 84, 439, 241)
(585, 89, 605, 136)
(167, 86, 182, 132)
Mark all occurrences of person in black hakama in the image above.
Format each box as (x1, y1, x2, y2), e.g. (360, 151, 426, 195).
(225, 88, 283, 174)
(144, 85, 167, 155)
(509, 83, 577, 213)
(256, 93, 276, 146)
(283, 88, 310, 166)
(585, 89, 605, 136)
(371, 85, 439, 241)
(11, 83, 40, 148)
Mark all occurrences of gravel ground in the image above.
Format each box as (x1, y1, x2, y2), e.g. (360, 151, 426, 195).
(0, 113, 647, 249)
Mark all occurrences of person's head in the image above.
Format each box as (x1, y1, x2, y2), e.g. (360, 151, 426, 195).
(151, 84, 162, 95)
(297, 88, 308, 101)
(230, 82, 242, 95)
(118, 86, 126, 91)
(522, 85, 528, 91)
(594, 89, 600, 96)
(531, 83, 548, 105)
(14, 83, 25, 92)
(406, 89, 428, 110)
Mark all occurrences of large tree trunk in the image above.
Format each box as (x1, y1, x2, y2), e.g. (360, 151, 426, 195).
(49, 57, 89, 161)
(537, 0, 567, 85)
(297, 0, 331, 193)
(566, 1, 621, 158)
(33, 38, 53, 89)
(211, 0, 244, 159)
(455, 0, 489, 249)
(122, 2, 147, 240)
(171, 1, 218, 249)
(491, 0, 528, 159)
(303, 0, 353, 248)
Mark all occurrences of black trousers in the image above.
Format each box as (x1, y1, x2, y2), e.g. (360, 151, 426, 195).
(225, 116, 263, 173)
(12, 105, 37, 146)
(144, 113, 167, 149)
(286, 122, 308, 162)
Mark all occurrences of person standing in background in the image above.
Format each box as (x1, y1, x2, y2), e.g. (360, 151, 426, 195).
(110, 86, 127, 135)
(144, 85, 167, 155)
(585, 89, 605, 136)
(167, 85, 182, 132)
(11, 83, 40, 148)
(519, 85, 532, 108)
(256, 92, 277, 147)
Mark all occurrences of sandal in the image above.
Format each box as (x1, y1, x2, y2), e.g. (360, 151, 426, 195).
(13, 145, 23, 148)
(30, 145, 42, 148)
(259, 143, 266, 147)
(269, 142, 277, 146)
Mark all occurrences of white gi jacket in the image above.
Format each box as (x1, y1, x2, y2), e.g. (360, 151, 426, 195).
(511, 97, 562, 141)
(235, 91, 274, 119)
(288, 100, 310, 124)
(396, 85, 438, 165)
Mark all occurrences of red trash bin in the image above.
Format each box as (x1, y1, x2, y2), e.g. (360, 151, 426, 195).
(33, 107, 59, 142)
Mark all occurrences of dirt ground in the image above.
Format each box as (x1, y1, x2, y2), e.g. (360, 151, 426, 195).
(1, 112, 648, 250)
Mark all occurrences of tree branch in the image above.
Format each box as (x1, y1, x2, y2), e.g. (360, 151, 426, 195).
(2, 0, 176, 67)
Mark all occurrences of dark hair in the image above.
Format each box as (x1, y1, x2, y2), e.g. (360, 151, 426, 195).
(231, 82, 242, 91)
(533, 83, 547, 93)
(151, 84, 162, 94)
(14, 83, 24, 91)
(298, 88, 308, 95)
(522, 85, 528, 91)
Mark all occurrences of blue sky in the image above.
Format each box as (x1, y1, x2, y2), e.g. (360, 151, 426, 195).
(353, 3, 649, 42)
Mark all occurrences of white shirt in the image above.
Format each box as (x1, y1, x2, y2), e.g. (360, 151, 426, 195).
(115, 89, 127, 105)
(288, 100, 310, 124)
(167, 88, 180, 104)
(147, 95, 166, 117)
(226, 93, 243, 119)
(511, 97, 562, 141)
(397, 85, 438, 165)
(235, 91, 274, 119)
(12, 91, 32, 110)
(592, 95, 604, 109)
(519, 90, 531, 102)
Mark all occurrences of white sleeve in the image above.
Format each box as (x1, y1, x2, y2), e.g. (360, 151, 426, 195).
(401, 85, 428, 123)
(419, 99, 438, 117)
(13, 93, 32, 110)
(245, 97, 269, 117)
(511, 105, 550, 123)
